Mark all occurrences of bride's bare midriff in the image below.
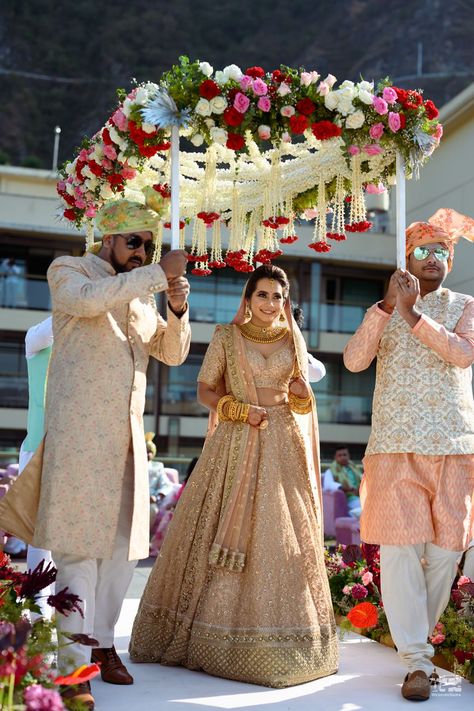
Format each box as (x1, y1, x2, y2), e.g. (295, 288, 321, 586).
(255, 387, 288, 407)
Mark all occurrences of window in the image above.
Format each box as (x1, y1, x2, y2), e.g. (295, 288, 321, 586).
(319, 269, 388, 333)
(312, 352, 375, 425)
(0, 334, 28, 408)
(158, 349, 208, 417)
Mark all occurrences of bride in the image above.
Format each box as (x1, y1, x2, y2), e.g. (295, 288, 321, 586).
(129, 264, 338, 687)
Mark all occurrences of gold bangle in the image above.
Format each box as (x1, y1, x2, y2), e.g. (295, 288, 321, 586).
(239, 403, 250, 423)
(217, 395, 235, 422)
(288, 391, 312, 415)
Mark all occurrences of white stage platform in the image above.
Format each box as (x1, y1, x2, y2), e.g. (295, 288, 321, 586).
(91, 598, 474, 711)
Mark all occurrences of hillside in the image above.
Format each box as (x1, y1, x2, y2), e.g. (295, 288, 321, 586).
(0, 0, 473, 168)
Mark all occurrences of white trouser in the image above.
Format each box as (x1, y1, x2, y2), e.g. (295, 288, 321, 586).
(53, 451, 137, 673)
(463, 540, 474, 580)
(19, 447, 54, 618)
(380, 543, 461, 675)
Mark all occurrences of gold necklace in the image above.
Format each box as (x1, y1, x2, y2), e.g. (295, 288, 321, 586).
(238, 321, 288, 344)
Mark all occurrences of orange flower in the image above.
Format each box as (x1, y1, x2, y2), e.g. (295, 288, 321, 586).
(347, 602, 378, 629)
(54, 663, 100, 685)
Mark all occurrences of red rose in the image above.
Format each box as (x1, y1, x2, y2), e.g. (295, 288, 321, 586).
(64, 208, 77, 221)
(102, 127, 113, 145)
(107, 173, 125, 186)
(223, 107, 244, 127)
(199, 80, 221, 100)
(246, 66, 265, 79)
(424, 99, 439, 120)
(155, 141, 171, 151)
(311, 120, 342, 140)
(227, 87, 239, 103)
(138, 143, 160, 158)
(272, 69, 284, 83)
(226, 133, 245, 151)
(295, 98, 316, 116)
(399, 112, 406, 129)
(403, 90, 423, 110)
(289, 114, 309, 135)
(393, 87, 408, 104)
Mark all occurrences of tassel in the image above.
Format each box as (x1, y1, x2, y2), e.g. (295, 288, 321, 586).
(330, 173, 346, 238)
(151, 223, 163, 264)
(85, 222, 95, 251)
(349, 154, 366, 225)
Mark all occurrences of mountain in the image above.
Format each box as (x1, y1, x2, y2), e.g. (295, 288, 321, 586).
(0, 0, 473, 168)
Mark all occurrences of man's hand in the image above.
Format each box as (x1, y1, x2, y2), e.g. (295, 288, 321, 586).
(395, 271, 422, 327)
(167, 276, 190, 315)
(379, 271, 399, 313)
(159, 250, 188, 279)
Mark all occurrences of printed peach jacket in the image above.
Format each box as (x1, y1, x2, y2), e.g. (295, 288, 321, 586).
(11, 253, 190, 560)
(343, 289, 474, 455)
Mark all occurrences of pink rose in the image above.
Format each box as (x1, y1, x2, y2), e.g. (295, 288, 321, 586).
(101, 158, 113, 170)
(57, 180, 66, 192)
(363, 143, 383, 156)
(300, 72, 313, 86)
(430, 633, 446, 645)
(277, 82, 292, 97)
(234, 92, 251, 113)
(365, 182, 386, 194)
(111, 109, 128, 131)
(382, 87, 398, 105)
(257, 124, 271, 140)
(342, 585, 352, 595)
(103, 144, 117, 161)
(434, 123, 443, 140)
(388, 111, 401, 132)
(369, 122, 384, 140)
(324, 74, 337, 87)
(281, 131, 292, 143)
(78, 148, 89, 162)
(239, 75, 253, 91)
(121, 166, 137, 180)
(362, 571, 373, 586)
(280, 105, 295, 117)
(348, 145, 361, 155)
(74, 186, 85, 195)
(372, 96, 388, 115)
(457, 575, 472, 587)
(85, 205, 97, 218)
(318, 81, 330, 96)
(252, 78, 268, 96)
(74, 198, 86, 209)
(257, 96, 271, 112)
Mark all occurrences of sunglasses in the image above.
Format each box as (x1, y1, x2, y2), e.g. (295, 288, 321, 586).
(117, 234, 155, 256)
(412, 246, 450, 262)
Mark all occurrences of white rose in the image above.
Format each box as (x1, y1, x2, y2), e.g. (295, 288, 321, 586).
(258, 124, 271, 140)
(358, 89, 374, 105)
(195, 98, 212, 117)
(277, 82, 292, 96)
(214, 70, 228, 85)
(345, 110, 365, 129)
(280, 105, 296, 117)
(85, 177, 98, 191)
(100, 183, 114, 200)
(340, 80, 355, 89)
(339, 86, 356, 101)
(324, 74, 337, 87)
(210, 96, 227, 114)
(337, 97, 354, 116)
(142, 122, 157, 134)
(204, 118, 215, 128)
(134, 87, 148, 105)
(191, 133, 204, 146)
(199, 61, 214, 77)
(122, 98, 132, 117)
(223, 64, 243, 81)
(357, 80, 374, 93)
(210, 127, 228, 145)
(324, 93, 339, 111)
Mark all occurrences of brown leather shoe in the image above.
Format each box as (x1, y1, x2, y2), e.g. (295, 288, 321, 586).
(401, 670, 431, 701)
(61, 681, 95, 709)
(91, 646, 134, 685)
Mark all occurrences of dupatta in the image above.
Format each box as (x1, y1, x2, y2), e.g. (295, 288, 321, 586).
(207, 291, 324, 573)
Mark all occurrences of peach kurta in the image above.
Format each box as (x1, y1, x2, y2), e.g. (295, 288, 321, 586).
(344, 289, 474, 549)
(0, 253, 191, 560)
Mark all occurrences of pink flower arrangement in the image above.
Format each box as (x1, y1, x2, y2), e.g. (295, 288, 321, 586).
(369, 122, 384, 140)
(372, 96, 388, 115)
(388, 111, 401, 132)
(234, 92, 251, 113)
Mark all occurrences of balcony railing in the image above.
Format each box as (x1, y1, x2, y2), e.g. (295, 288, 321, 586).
(318, 302, 369, 333)
(0, 374, 28, 408)
(314, 392, 372, 425)
(0, 274, 50, 311)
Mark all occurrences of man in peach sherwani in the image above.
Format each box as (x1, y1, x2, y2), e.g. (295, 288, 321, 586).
(0, 200, 191, 710)
(344, 209, 474, 702)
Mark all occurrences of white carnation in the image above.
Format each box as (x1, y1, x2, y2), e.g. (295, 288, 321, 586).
(100, 183, 115, 200)
(65, 181, 75, 194)
(191, 133, 204, 147)
(345, 110, 365, 129)
(126, 156, 139, 168)
(85, 177, 98, 191)
(195, 98, 212, 117)
(324, 93, 339, 111)
(199, 61, 214, 77)
(65, 162, 75, 176)
(142, 122, 157, 134)
(81, 166, 94, 180)
(134, 87, 148, 105)
(210, 96, 227, 114)
(358, 89, 374, 105)
(122, 98, 132, 117)
(223, 64, 243, 81)
(210, 127, 228, 145)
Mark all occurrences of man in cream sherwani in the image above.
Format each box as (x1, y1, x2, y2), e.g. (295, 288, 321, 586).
(0, 199, 191, 710)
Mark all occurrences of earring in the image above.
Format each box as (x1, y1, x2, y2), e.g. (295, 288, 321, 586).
(279, 312, 286, 322)
(245, 304, 251, 319)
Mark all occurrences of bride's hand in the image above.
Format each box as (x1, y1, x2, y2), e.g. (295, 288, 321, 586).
(248, 405, 268, 428)
(289, 376, 311, 399)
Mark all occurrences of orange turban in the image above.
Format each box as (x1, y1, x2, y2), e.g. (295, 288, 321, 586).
(406, 208, 474, 271)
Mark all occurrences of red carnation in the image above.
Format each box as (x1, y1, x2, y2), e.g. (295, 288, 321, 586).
(88, 160, 104, 177)
(246, 66, 265, 79)
(404, 90, 423, 110)
(107, 173, 125, 187)
(424, 99, 439, 120)
(289, 114, 309, 135)
(128, 120, 157, 145)
(393, 87, 408, 104)
(309, 241, 331, 252)
(63, 208, 77, 221)
(156, 141, 171, 151)
(296, 98, 316, 116)
(75, 160, 86, 179)
(226, 133, 245, 151)
(138, 144, 160, 158)
(399, 112, 407, 129)
(102, 127, 114, 145)
(223, 107, 244, 127)
(62, 193, 76, 207)
(199, 80, 221, 100)
(311, 120, 342, 140)
(272, 69, 284, 83)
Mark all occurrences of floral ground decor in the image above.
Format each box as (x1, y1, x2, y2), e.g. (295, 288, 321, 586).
(0, 552, 100, 709)
(58, 56, 442, 274)
(325, 544, 474, 682)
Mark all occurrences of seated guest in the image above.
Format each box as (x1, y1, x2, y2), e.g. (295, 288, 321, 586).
(323, 446, 362, 518)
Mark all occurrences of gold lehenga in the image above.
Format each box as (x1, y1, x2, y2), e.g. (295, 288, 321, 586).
(129, 324, 339, 688)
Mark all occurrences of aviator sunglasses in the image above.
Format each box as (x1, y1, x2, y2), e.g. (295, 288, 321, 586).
(412, 245, 450, 262)
(117, 234, 155, 256)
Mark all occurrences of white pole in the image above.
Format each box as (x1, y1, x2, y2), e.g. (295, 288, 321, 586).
(170, 124, 180, 250)
(52, 126, 61, 173)
(396, 153, 406, 271)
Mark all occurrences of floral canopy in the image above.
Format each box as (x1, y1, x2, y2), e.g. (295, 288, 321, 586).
(57, 57, 442, 275)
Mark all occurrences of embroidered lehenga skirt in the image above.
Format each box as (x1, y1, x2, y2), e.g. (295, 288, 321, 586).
(129, 403, 338, 687)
